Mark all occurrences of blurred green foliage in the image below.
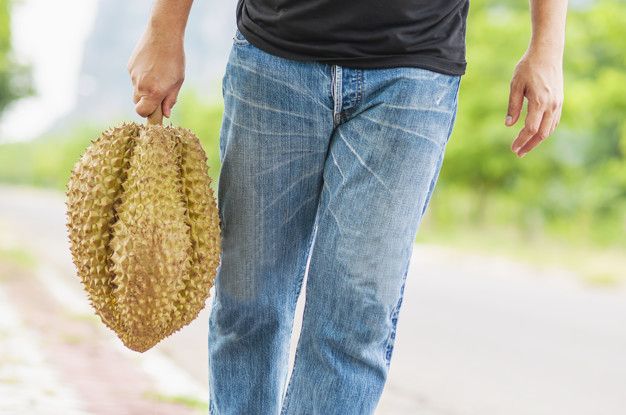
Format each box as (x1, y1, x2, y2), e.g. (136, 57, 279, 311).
(0, 0, 624, 252)
(0, 91, 223, 193)
(171, 89, 223, 193)
(428, 0, 626, 247)
(0, 0, 34, 116)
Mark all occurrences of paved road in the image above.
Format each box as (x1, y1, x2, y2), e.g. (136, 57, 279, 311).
(1, 184, 625, 414)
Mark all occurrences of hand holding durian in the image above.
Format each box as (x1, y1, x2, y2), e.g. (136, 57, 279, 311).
(65, 106, 222, 352)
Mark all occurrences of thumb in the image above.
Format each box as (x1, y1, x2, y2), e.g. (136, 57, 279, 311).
(135, 95, 162, 118)
(506, 81, 524, 126)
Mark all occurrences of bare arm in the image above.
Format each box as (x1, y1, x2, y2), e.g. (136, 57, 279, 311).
(127, 0, 194, 119)
(506, 0, 568, 157)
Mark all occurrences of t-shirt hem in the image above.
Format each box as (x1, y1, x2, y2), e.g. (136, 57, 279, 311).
(237, 22, 466, 76)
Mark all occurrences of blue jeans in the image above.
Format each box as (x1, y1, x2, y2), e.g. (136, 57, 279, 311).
(208, 28, 461, 415)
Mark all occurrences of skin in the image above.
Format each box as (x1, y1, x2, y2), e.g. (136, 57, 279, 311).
(127, 0, 193, 119)
(508, 0, 568, 158)
(128, 0, 568, 159)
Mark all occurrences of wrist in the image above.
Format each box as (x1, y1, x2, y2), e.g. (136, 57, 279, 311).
(529, 34, 564, 54)
(527, 40, 563, 65)
(148, 15, 186, 40)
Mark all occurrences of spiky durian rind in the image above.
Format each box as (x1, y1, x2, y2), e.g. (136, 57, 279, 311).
(66, 122, 221, 352)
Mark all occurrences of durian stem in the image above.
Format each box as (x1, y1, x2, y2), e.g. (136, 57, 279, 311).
(147, 106, 163, 126)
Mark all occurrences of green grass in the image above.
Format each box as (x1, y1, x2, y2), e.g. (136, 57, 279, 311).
(142, 389, 208, 413)
(583, 272, 621, 287)
(417, 213, 626, 287)
(59, 333, 85, 345)
(61, 310, 101, 326)
(0, 377, 21, 385)
(0, 246, 36, 269)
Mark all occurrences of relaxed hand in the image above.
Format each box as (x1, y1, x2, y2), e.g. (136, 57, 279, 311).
(505, 47, 564, 157)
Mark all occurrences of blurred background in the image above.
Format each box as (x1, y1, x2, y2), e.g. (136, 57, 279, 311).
(0, 0, 624, 414)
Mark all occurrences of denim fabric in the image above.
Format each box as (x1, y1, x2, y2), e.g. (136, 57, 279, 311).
(208, 28, 461, 415)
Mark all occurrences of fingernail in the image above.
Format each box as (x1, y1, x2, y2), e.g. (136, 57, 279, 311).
(505, 115, 512, 125)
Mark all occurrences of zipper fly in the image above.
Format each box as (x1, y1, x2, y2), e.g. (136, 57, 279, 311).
(331, 64, 343, 127)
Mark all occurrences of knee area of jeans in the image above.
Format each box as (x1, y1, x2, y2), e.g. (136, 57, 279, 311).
(327, 211, 417, 261)
(321, 319, 397, 373)
(328, 254, 408, 300)
(210, 298, 289, 336)
(313, 297, 395, 347)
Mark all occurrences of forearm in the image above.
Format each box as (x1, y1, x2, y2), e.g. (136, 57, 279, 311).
(528, 0, 568, 61)
(148, 0, 194, 38)
(128, 0, 193, 118)
(507, 0, 568, 156)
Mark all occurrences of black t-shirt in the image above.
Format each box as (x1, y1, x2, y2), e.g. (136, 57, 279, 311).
(235, 0, 469, 76)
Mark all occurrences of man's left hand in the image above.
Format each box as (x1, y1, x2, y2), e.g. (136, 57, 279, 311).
(505, 47, 564, 157)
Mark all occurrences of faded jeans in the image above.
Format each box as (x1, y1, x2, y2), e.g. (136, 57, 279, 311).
(208, 28, 462, 415)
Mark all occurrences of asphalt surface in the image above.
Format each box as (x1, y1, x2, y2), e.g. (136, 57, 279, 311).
(0, 184, 624, 415)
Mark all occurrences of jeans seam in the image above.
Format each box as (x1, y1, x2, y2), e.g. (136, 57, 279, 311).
(356, 69, 363, 109)
(279, 286, 307, 415)
(280, 194, 322, 415)
(419, 76, 461, 219)
(384, 258, 410, 368)
(208, 292, 219, 415)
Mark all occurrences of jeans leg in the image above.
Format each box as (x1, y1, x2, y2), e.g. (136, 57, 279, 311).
(208, 36, 333, 414)
(280, 66, 461, 415)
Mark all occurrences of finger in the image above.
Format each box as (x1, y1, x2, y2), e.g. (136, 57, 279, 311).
(132, 75, 167, 113)
(552, 104, 562, 134)
(132, 86, 142, 105)
(511, 98, 542, 153)
(506, 79, 525, 126)
(517, 109, 553, 156)
(161, 88, 180, 118)
(548, 100, 562, 136)
(135, 95, 163, 118)
(133, 90, 141, 105)
(549, 113, 558, 136)
(132, 83, 161, 105)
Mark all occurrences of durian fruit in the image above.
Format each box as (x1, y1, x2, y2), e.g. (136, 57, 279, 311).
(65, 110, 221, 352)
